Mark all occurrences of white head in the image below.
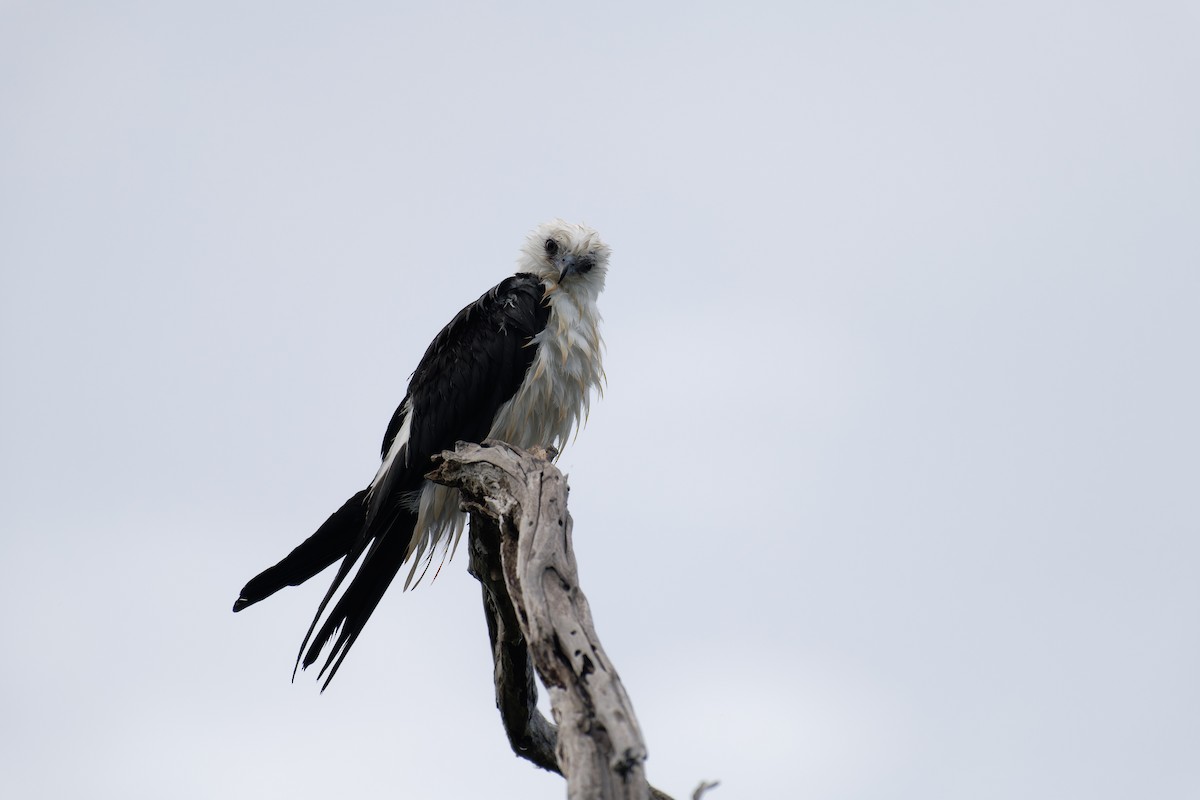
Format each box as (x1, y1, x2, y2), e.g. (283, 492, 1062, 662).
(518, 220, 610, 299)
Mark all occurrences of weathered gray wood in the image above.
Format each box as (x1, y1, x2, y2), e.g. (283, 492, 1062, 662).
(464, 505, 560, 773)
(428, 441, 654, 800)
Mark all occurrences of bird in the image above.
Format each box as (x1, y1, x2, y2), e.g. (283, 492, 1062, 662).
(233, 220, 610, 689)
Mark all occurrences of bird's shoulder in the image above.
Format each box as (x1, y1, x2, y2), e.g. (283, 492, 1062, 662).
(416, 273, 548, 363)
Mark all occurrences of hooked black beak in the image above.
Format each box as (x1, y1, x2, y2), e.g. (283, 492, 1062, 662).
(557, 254, 595, 282)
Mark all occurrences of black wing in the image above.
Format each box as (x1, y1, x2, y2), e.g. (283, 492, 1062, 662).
(368, 273, 550, 519)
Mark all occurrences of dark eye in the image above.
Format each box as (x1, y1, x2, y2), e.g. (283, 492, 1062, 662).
(544, 238, 558, 256)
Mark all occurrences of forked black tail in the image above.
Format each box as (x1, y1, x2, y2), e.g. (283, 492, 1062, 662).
(233, 489, 418, 690)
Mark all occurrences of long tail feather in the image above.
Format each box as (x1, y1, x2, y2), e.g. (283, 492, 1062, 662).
(232, 489, 369, 612)
(290, 529, 373, 682)
(299, 509, 418, 690)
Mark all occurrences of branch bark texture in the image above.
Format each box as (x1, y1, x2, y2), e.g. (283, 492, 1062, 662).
(428, 441, 651, 800)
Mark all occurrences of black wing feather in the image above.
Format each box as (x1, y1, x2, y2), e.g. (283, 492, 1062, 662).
(407, 273, 549, 462)
(369, 274, 549, 516)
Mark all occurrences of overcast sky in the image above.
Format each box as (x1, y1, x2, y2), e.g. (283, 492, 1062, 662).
(2, 2, 1198, 798)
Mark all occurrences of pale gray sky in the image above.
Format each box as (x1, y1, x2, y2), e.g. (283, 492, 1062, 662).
(2, 2, 1198, 798)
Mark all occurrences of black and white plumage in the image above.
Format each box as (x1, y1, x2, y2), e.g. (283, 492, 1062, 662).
(233, 220, 609, 688)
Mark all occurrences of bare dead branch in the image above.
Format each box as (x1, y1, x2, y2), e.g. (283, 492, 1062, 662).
(428, 441, 656, 800)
